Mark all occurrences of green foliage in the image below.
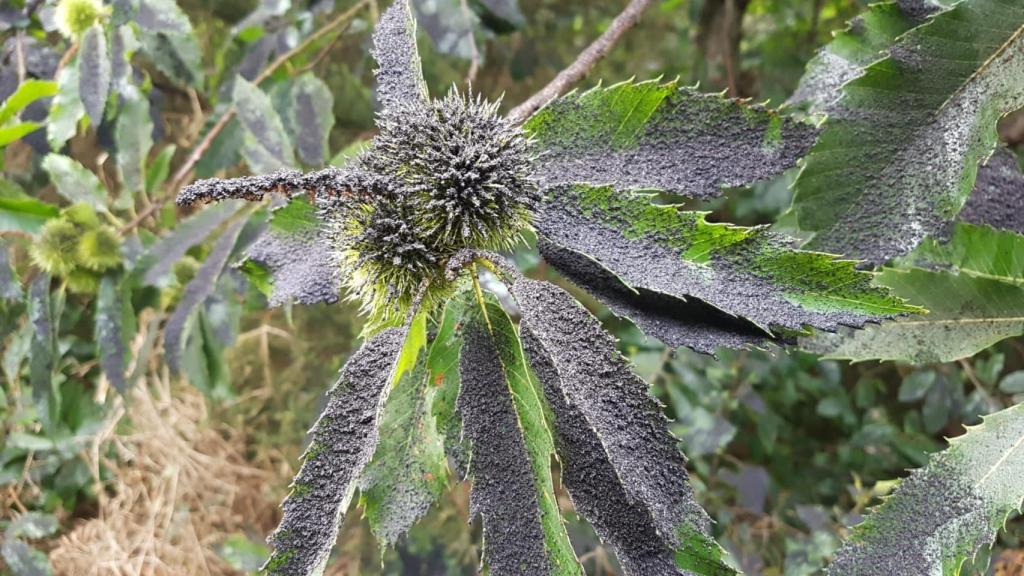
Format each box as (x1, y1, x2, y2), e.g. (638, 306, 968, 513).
(790, 0, 1024, 262)
(804, 224, 1024, 363)
(830, 402, 1024, 575)
(2, 0, 1024, 574)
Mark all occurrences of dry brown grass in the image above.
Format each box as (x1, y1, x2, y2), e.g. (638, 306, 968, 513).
(49, 371, 277, 576)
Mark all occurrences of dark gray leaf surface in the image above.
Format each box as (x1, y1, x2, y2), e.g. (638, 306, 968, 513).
(27, 275, 53, 429)
(265, 327, 409, 576)
(164, 217, 246, 373)
(791, 0, 1024, 262)
(524, 80, 817, 199)
(233, 77, 295, 169)
(959, 148, 1024, 235)
(287, 74, 334, 166)
(0, 240, 21, 302)
(95, 276, 128, 395)
(828, 401, 1024, 576)
(139, 200, 244, 286)
(538, 238, 771, 355)
(512, 278, 734, 576)
(79, 24, 111, 124)
(458, 302, 580, 576)
(536, 184, 917, 339)
(372, 0, 428, 110)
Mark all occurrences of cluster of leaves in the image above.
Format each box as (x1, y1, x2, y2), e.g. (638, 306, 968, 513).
(177, 0, 1024, 574)
(1, 0, 1024, 574)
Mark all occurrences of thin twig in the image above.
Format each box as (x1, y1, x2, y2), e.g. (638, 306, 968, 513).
(120, 0, 371, 235)
(506, 0, 653, 124)
(459, 0, 480, 86)
(15, 30, 26, 83)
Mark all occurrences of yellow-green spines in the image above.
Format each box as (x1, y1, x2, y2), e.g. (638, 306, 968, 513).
(63, 203, 101, 228)
(77, 226, 122, 271)
(54, 0, 108, 39)
(31, 219, 81, 275)
(173, 256, 200, 286)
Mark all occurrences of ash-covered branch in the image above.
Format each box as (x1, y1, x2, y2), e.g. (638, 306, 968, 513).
(176, 167, 362, 206)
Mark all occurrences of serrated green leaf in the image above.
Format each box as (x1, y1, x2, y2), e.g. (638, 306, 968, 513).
(115, 95, 154, 206)
(428, 294, 469, 470)
(791, 0, 1024, 262)
(233, 77, 296, 170)
(458, 297, 581, 576)
(538, 184, 918, 352)
(0, 196, 59, 234)
(524, 79, 817, 198)
(829, 401, 1024, 576)
(512, 278, 734, 576)
(287, 74, 334, 166)
(359, 347, 447, 545)
(0, 79, 58, 125)
(145, 145, 176, 194)
(41, 154, 107, 211)
(79, 24, 112, 124)
(372, 0, 429, 110)
(803, 224, 1024, 364)
(48, 65, 85, 150)
(265, 320, 424, 576)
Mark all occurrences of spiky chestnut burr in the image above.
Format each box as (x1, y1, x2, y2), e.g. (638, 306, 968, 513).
(323, 170, 444, 322)
(365, 88, 540, 252)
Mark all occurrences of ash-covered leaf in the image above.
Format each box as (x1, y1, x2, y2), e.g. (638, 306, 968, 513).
(803, 223, 1024, 364)
(265, 323, 420, 576)
(27, 275, 54, 430)
(458, 298, 581, 576)
(79, 24, 111, 124)
(165, 217, 246, 373)
(358, 348, 446, 545)
(286, 74, 334, 166)
(959, 148, 1024, 235)
(136, 0, 203, 87)
(539, 238, 771, 355)
(139, 201, 245, 287)
(412, 0, 477, 60)
(41, 154, 106, 211)
(95, 275, 130, 395)
(110, 25, 138, 93)
(0, 240, 21, 302)
(788, 0, 947, 114)
(538, 184, 917, 341)
(524, 79, 817, 198)
(245, 196, 342, 307)
(829, 401, 1024, 576)
(512, 278, 734, 576)
(371, 0, 428, 110)
(115, 94, 153, 205)
(233, 77, 296, 170)
(47, 63, 84, 150)
(791, 0, 1024, 262)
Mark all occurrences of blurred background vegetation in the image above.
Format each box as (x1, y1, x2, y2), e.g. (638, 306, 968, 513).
(1, 0, 1023, 574)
